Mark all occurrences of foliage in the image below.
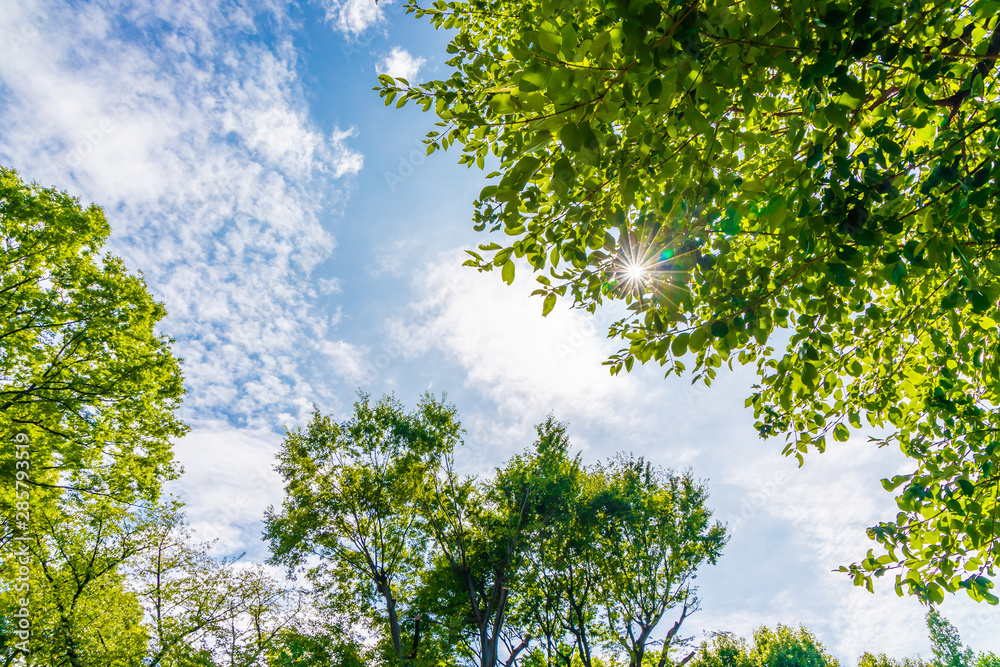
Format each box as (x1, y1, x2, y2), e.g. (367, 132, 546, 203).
(0, 168, 312, 666)
(858, 608, 999, 667)
(381, 0, 1000, 604)
(511, 442, 725, 667)
(264, 393, 444, 664)
(0, 497, 159, 667)
(0, 494, 307, 667)
(689, 626, 839, 667)
(926, 608, 976, 667)
(978, 654, 1000, 667)
(264, 622, 370, 667)
(0, 166, 186, 521)
(265, 395, 725, 667)
(133, 519, 307, 667)
(858, 653, 931, 667)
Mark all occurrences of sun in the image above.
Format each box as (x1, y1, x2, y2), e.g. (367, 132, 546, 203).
(602, 215, 695, 307)
(625, 262, 646, 283)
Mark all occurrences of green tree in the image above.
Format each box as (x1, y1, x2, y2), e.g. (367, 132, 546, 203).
(509, 419, 595, 666)
(381, 0, 1000, 603)
(1, 497, 160, 667)
(265, 623, 369, 667)
(0, 496, 308, 667)
(514, 443, 726, 667)
(0, 166, 186, 513)
(264, 393, 449, 665)
(858, 653, 930, 667)
(926, 608, 975, 667)
(266, 396, 725, 667)
(134, 519, 307, 667)
(591, 456, 725, 667)
(414, 416, 538, 667)
(688, 626, 838, 667)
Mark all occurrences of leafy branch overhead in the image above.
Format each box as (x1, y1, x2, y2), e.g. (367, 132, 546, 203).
(380, 0, 1000, 603)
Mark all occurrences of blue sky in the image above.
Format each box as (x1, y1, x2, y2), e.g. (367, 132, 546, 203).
(1, 1, 997, 662)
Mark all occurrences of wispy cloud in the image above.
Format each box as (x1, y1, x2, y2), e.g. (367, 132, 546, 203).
(377, 46, 425, 81)
(0, 0, 363, 426)
(706, 439, 970, 661)
(319, 0, 389, 36)
(167, 420, 285, 557)
(390, 252, 642, 428)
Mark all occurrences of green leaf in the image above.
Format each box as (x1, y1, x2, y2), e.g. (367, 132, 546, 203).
(386, 0, 1000, 605)
(833, 423, 850, 442)
(501, 259, 515, 284)
(542, 292, 557, 316)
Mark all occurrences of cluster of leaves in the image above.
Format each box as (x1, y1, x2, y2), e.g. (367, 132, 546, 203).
(380, 0, 1000, 603)
(692, 612, 995, 667)
(264, 393, 726, 667)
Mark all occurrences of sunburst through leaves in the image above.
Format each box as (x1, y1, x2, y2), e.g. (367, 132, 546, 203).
(601, 214, 700, 317)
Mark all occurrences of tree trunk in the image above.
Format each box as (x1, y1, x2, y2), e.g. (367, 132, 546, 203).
(379, 578, 404, 662)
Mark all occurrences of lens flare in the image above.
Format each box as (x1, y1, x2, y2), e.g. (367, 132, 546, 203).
(603, 214, 700, 312)
(626, 262, 646, 283)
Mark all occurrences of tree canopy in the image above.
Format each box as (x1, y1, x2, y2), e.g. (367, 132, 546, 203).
(0, 167, 334, 667)
(689, 625, 839, 667)
(0, 166, 186, 509)
(264, 393, 725, 667)
(380, 0, 1000, 603)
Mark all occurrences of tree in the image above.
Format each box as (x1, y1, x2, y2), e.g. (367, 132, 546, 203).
(266, 395, 725, 667)
(0, 165, 186, 513)
(133, 521, 307, 667)
(381, 0, 1000, 603)
(590, 456, 725, 667)
(512, 442, 726, 667)
(926, 608, 976, 667)
(0, 495, 308, 667)
(265, 393, 530, 666)
(858, 608, 1000, 667)
(264, 393, 445, 665)
(508, 419, 596, 666)
(2, 496, 160, 667)
(858, 654, 930, 667)
(688, 626, 838, 667)
(414, 416, 537, 667)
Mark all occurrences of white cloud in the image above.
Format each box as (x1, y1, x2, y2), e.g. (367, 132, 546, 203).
(330, 126, 365, 177)
(320, 0, 388, 36)
(317, 277, 343, 294)
(389, 253, 645, 430)
(321, 340, 369, 383)
(0, 0, 360, 426)
(377, 46, 425, 82)
(167, 420, 285, 558)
